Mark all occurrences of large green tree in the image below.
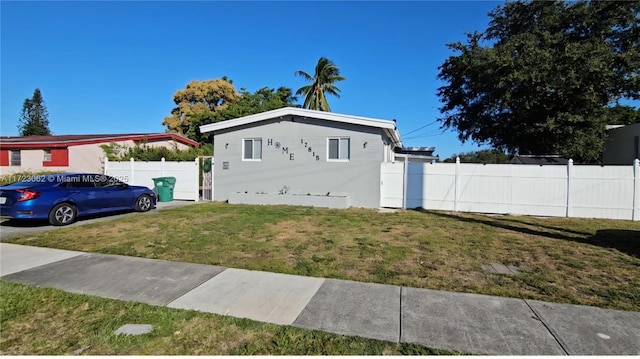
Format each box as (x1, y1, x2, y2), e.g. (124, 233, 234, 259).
(18, 88, 52, 136)
(604, 104, 640, 126)
(195, 86, 298, 143)
(437, 1, 639, 163)
(163, 78, 297, 144)
(295, 57, 346, 111)
(221, 86, 297, 120)
(162, 77, 240, 141)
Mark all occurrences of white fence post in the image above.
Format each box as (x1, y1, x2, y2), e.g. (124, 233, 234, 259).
(402, 155, 408, 209)
(129, 158, 135, 184)
(195, 157, 200, 202)
(215, 158, 218, 202)
(103, 157, 109, 175)
(566, 158, 573, 218)
(161, 157, 165, 177)
(633, 158, 639, 221)
(454, 156, 460, 212)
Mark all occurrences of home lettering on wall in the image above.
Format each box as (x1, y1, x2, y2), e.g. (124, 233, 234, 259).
(266, 138, 320, 161)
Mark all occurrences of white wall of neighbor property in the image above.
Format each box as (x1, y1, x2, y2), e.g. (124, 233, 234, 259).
(104, 157, 200, 201)
(381, 158, 640, 221)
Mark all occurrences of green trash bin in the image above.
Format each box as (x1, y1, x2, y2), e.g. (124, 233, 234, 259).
(152, 177, 176, 202)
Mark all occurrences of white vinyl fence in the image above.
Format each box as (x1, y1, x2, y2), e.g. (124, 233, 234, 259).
(104, 157, 200, 201)
(381, 158, 640, 221)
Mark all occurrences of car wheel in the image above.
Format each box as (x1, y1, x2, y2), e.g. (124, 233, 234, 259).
(135, 194, 152, 212)
(49, 203, 77, 226)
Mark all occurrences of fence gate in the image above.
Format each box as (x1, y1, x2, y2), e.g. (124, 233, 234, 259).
(201, 156, 213, 201)
(380, 162, 405, 208)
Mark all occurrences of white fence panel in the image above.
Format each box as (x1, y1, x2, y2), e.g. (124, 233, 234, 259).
(509, 165, 568, 217)
(457, 164, 511, 214)
(388, 158, 639, 221)
(104, 158, 199, 201)
(570, 165, 634, 220)
(409, 162, 456, 210)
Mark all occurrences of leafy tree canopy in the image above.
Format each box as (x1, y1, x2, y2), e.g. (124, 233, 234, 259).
(442, 149, 511, 164)
(18, 88, 52, 136)
(163, 78, 297, 144)
(221, 86, 298, 122)
(295, 57, 345, 111)
(437, 1, 639, 163)
(604, 104, 640, 126)
(162, 77, 239, 141)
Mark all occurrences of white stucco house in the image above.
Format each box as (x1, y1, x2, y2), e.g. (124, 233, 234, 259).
(199, 107, 436, 208)
(603, 123, 640, 165)
(0, 133, 199, 174)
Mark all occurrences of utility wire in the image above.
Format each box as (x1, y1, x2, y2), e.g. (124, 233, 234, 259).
(403, 128, 454, 140)
(401, 120, 439, 137)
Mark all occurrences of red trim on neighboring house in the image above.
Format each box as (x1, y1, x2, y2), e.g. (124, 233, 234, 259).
(0, 150, 9, 166)
(0, 133, 199, 149)
(43, 148, 69, 167)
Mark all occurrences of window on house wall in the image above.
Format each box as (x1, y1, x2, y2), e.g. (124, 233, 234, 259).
(10, 150, 21, 166)
(43, 149, 52, 162)
(243, 138, 262, 160)
(328, 137, 350, 161)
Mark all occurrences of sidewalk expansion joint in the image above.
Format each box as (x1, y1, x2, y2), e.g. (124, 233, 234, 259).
(163, 270, 226, 306)
(523, 299, 570, 355)
(398, 286, 403, 344)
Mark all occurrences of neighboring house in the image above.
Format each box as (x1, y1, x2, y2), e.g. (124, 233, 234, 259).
(603, 123, 640, 165)
(0, 133, 199, 174)
(200, 107, 426, 208)
(509, 154, 570, 165)
(395, 146, 438, 162)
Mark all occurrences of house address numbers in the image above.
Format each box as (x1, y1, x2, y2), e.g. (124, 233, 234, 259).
(267, 138, 320, 161)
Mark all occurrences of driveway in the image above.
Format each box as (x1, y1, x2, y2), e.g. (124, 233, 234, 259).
(0, 200, 201, 241)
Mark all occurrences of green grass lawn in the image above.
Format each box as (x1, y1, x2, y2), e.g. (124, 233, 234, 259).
(6, 202, 640, 311)
(0, 282, 450, 355)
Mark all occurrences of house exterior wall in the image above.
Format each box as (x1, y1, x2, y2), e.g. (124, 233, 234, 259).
(0, 144, 106, 174)
(213, 116, 390, 208)
(603, 123, 640, 165)
(0, 149, 58, 174)
(0, 139, 194, 175)
(68, 143, 108, 172)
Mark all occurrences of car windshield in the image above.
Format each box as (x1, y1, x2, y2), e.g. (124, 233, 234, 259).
(94, 175, 124, 188)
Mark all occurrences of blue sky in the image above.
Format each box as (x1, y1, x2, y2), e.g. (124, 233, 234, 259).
(1, 1, 504, 159)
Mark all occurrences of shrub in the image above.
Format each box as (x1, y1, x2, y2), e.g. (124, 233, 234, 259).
(101, 142, 212, 162)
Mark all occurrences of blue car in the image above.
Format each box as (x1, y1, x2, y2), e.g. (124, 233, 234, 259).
(0, 173, 156, 226)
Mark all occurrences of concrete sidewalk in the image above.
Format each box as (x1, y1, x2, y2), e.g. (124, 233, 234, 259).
(1, 243, 638, 355)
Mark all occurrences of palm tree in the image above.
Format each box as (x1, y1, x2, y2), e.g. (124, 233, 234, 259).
(295, 57, 346, 111)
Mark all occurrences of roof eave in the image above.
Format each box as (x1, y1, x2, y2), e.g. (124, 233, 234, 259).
(200, 108, 403, 147)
